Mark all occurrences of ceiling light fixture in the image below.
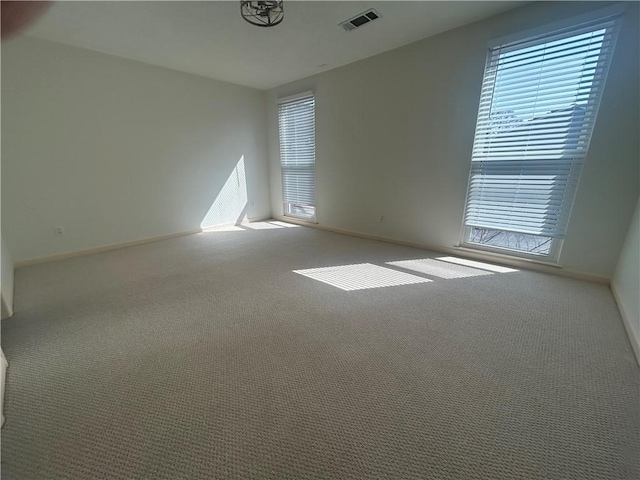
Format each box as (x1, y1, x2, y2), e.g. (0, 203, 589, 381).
(240, 1, 284, 27)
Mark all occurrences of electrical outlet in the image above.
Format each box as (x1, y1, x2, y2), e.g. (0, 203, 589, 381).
(54, 226, 64, 237)
(250, 200, 255, 207)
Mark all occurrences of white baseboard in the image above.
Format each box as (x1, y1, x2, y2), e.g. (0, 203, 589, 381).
(273, 215, 611, 284)
(15, 229, 203, 268)
(249, 215, 273, 223)
(611, 282, 640, 366)
(200, 216, 272, 232)
(14, 217, 275, 268)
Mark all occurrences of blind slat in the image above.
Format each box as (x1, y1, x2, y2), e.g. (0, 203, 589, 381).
(464, 16, 619, 240)
(279, 94, 316, 220)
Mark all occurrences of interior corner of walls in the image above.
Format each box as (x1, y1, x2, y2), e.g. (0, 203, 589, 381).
(611, 280, 640, 366)
(1, 296, 13, 320)
(1, 237, 15, 319)
(3, 38, 275, 260)
(1, 346, 7, 427)
(610, 198, 640, 365)
(261, 89, 270, 108)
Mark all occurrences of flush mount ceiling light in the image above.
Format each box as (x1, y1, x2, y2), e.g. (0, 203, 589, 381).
(240, 1, 284, 27)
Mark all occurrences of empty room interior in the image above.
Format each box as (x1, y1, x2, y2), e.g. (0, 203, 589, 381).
(1, 1, 639, 478)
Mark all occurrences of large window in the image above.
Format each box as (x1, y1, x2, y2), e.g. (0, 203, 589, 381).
(278, 92, 316, 221)
(462, 13, 621, 261)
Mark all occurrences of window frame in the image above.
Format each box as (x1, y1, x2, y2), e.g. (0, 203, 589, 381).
(277, 90, 317, 223)
(461, 225, 564, 262)
(459, 6, 624, 264)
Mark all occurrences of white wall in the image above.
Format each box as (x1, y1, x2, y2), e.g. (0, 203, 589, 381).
(2, 37, 270, 262)
(267, 1, 639, 279)
(612, 199, 640, 361)
(1, 236, 14, 318)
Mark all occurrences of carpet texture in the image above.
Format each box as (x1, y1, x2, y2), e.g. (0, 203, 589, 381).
(1, 222, 638, 479)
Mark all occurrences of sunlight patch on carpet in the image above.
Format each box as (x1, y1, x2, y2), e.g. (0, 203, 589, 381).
(387, 258, 494, 280)
(294, 263, 431, 291)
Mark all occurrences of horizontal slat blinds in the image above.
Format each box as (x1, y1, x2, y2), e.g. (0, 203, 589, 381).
(464, 15, 620, 238)
(278, 93, 316, 220)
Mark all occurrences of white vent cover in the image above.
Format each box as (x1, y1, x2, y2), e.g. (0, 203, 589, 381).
(339, 9, 381, 32)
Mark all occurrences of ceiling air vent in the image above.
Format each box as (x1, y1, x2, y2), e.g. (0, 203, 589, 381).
(339, 9, 381, 32)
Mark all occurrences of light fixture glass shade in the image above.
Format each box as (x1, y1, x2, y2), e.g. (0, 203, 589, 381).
(240, 1, 284, 27)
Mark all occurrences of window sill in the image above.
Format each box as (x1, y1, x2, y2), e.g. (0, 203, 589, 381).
(283, 214, 318, 224)
(454, 245, 562, 268)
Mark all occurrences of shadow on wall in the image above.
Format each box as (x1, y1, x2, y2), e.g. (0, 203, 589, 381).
(200, 156, 248, 229)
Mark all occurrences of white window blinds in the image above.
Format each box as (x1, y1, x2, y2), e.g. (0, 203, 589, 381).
(278, 93, 316, 221)
(464, 15, 620, 239)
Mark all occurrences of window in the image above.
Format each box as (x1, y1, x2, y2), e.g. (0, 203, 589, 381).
(462, 13, 621, 261)
(278, 92, 316, 221)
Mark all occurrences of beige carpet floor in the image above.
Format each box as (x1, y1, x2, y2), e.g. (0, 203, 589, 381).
(1, 222, 638, 479)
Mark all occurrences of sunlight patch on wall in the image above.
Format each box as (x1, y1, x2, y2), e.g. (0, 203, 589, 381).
(293, 263, 431, 291)
(200, 156, 247, 229)
(436, 256, 518, 273)
(387, 258, 494, 280)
